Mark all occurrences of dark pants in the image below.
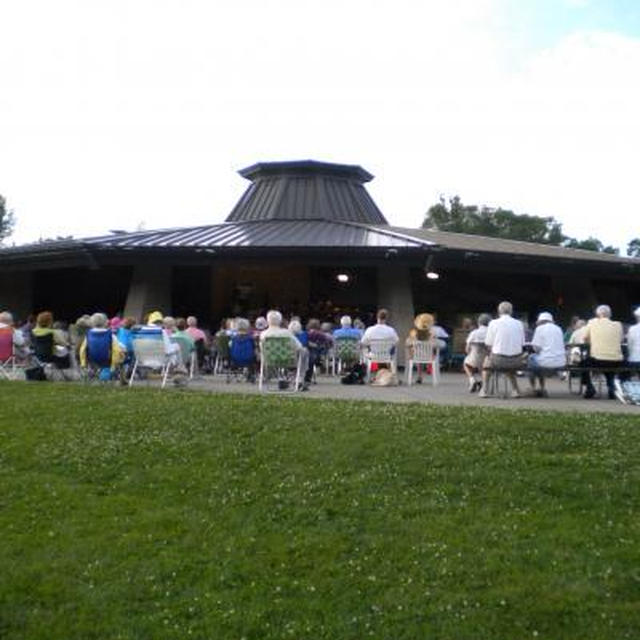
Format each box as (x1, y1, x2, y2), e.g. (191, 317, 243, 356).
(580, 358, 625, 394)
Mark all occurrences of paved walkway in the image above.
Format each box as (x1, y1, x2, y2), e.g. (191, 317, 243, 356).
(181, 371, 640, 415)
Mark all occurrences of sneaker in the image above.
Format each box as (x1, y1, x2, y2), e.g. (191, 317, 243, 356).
(478, 389, 490, 398)
(468, 378, 476, 392)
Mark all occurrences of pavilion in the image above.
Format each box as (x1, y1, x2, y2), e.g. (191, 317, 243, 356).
(1, 159, 639, 351)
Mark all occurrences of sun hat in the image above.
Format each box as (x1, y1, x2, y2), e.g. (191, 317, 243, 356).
(414, 313, 435, 331)
(147, 310, 163, 325)
(537, 311, 553, 324)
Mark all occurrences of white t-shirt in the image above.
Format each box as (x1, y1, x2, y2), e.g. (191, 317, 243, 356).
(627, 323, 640, 363)
(466, 326, 488, 345)
(361, 323, 399, 346)
(485, 314, 524, 356)
(531, 322, 566, 368)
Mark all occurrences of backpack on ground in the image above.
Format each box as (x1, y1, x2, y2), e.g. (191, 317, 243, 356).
(341, 363, 366, 385)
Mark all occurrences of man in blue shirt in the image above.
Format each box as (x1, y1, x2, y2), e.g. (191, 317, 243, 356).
(333, 315, 363, 340)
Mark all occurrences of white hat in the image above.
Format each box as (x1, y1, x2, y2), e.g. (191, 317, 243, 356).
(537, 311, 553, 324)
(634, 306, 640, 317)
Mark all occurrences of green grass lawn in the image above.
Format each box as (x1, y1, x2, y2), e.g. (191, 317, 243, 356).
(1, 382, 639, 639)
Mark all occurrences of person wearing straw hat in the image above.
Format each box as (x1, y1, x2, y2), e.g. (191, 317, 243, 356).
(405, 313, 435, 384)
(527, 311, 566, 397)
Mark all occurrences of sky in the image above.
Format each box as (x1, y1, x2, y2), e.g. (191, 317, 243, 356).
(1, 0, 639, 251)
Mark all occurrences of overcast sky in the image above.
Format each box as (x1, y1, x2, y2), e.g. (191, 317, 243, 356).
(1, 0, 639, 250)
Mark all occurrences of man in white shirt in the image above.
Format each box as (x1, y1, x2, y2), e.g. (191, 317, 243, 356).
(527, 311, 566, 397)
(361, 309, 399, 346)
(626, 306, 640, 374)
(479, 301, 525, 398)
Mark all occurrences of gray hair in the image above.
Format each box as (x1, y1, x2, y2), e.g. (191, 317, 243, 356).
(477, 313, 492, 327)
(90, 312, 108, 328)
(266, 310, 282, 327)
(595, 304, 611, 318)
(236, 317, 250, 332)
(163, 316, 177, 330)
(288, 319, 302, 333)
(186, 316, 198, 327)
(497, 301, 513, 316)
(340, 315, 352, 328)
(0, 311, 13, 325)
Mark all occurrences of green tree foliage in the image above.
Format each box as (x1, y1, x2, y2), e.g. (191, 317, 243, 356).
(423, 196, 623, 254)
(423, 196, 566, 245)
(627, 238, 640, 257)
(564, 236, 619, 255)
(0, 194, 16, 244)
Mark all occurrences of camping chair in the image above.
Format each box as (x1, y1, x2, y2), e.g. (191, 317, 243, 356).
(171, 335, 196, 379)
(33, 332, 70, 380)
(129, 331, 172, 389)
(0, 328, 16, 380)
(83, 329, 121, 382)
(363, 339, 397, 383)
(405, 340, 440, 386)
(258, 336, 303, 392)
(332, 337, 362, 375)
(227, 333, 257, 382)
(213, 332, 231, 375)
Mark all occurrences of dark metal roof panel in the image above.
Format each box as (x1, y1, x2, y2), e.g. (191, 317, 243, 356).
(72, 220, 432, 250)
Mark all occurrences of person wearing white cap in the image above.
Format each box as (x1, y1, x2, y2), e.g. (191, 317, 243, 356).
(527, 311, 566, 397)
(626, 307, 640, 375)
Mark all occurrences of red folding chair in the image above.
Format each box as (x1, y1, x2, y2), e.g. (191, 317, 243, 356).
(0, 328, 16, 380)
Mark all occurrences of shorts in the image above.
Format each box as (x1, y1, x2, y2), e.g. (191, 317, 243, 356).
(489, 353, 524, 370)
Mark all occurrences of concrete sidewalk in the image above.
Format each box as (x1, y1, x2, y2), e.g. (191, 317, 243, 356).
(183, 371, 640, 415)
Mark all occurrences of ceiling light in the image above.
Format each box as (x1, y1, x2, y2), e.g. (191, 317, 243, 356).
(426, 271, 440, 280)
(337, 273, 350, 283)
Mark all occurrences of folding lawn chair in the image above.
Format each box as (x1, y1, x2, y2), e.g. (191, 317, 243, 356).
(83, 328, 121, 383)
(129, 330, 172, 388)
(332, 336, 362, 375)
(258, 336, 303, 392)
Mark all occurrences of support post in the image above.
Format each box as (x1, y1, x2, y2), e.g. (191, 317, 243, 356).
(377, 265, 415, 368)
(123, 264, 172, 320)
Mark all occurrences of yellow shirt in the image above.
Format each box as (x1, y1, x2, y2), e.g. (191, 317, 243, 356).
(584, 318, 623, 361)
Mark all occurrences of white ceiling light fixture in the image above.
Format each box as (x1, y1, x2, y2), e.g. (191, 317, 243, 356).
(337, 273, 350, 283)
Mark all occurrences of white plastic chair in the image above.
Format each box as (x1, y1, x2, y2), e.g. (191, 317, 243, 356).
(171, 335, 196, 378)
(405, 340, 440, 386)
(363, 339, 397, 383)
(258, 336, 303, 392)
(129, 336, 172, 389)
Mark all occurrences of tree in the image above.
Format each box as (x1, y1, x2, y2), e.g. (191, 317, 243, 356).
(627, 238, 640, 258)
(423, 196, 566, 245)
(0, 194, 15, 244)
(564, 237, 619, 255)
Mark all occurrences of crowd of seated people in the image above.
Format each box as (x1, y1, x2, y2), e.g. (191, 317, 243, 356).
(2, 302, 639, 401)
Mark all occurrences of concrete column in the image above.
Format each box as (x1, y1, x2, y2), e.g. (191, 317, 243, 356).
(377, 265, 415, 368)
(0, 270, 33, 321)
(123, 263, 172, 320)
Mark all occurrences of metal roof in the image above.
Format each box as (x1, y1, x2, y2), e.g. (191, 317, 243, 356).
(226, 160, 388, 225)
(385, 226, 640, 266)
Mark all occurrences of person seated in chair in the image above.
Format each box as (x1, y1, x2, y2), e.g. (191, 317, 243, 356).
(627, 307, 640, 379)
(333, 315, 363, 340)
(581, 304, 624, 399)
(79, 312, 126, 374)
(527, 312, 566, 397)
(405, 312, 436, 384)
(229, 318, 257, 381)
(479, 301, 525, 399)
(260, 310, 307, 388)
(463, 313, 491, 392)
(0, 311, 27, 358)
(304, 318, 334, 385)
(361, 308, 399, 347)
(32, 311, 71, 369)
